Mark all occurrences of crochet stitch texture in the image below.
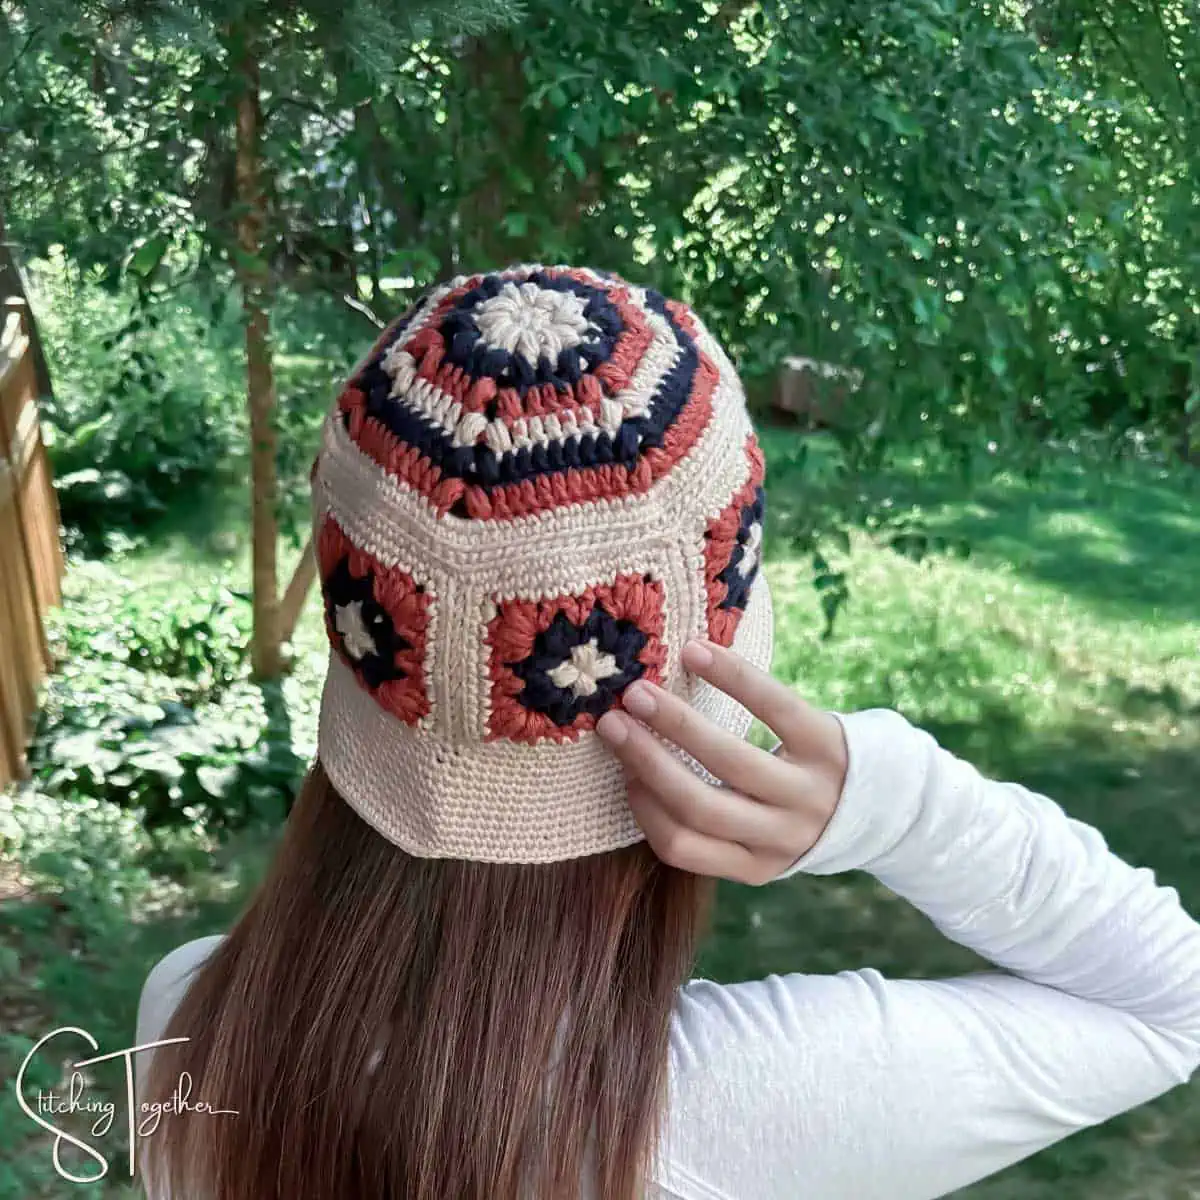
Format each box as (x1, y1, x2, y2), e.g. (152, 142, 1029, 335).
(312, 264, 774, 863)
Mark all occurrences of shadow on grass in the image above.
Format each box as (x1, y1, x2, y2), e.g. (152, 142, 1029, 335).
(760, 426, 1200, 627)
(920, 477, 1200, 626)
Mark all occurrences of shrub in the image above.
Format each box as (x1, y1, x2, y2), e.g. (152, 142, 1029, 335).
(28, 561, 307, 832)
(30, 253, 245, 544)
(28, 255, 367, 549)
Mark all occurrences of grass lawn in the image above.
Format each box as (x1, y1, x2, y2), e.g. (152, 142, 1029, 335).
(2, 428, 1198, 1198)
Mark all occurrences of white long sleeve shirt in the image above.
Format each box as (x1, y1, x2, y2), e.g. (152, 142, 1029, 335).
(136, 708, 1200, 1198)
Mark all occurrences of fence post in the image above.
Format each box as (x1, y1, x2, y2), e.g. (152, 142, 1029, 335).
(5, 298, 63, 627)
(0, 298, 62, 787)
(0, 446, 26, 782)
(1, 300, 51, 663)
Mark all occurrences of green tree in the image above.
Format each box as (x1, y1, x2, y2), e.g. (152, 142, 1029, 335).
(6, 0, 1196, 640)
(0, 0, 520, 676)
(1031, 0, 1200, 460)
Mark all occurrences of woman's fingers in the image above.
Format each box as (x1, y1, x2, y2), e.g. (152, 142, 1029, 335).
(618, 676, 796, 803)
(596, 641, 851, 885)
(599, 711, 791, 848)
(681, 638, 830, 759)
(623, 776, 788, 886)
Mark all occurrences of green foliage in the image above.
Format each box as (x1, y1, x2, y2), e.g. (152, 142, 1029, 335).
(5, 0, 1198, 554)
(31, 255, 244, 543)
(57, 580, 249, 700)
(2, 790, 160, 939)
(27, 562, 307, 832)
(0, 0, 520, 284)
(30, 257, 364, 547)
(266, 290, 366, 537)
(488, 0, 1197, 459)
(1045, 0, 1200, 456)
(0, 773, 235, 1200)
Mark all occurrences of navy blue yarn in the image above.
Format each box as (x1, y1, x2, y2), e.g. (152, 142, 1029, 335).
(507, 603, 649, 726)
(343, 271, 703, 497)
(636, 289, 700, 456)
(441, 273, 624, 397)
(715, 485, 766, 612)
(322, 555, 414, 689)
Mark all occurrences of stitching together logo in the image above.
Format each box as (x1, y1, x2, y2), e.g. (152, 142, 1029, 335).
(14, 1026, 239, 1184)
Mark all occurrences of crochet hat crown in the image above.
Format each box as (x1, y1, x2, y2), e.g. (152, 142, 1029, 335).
(312, 264, 773, 863)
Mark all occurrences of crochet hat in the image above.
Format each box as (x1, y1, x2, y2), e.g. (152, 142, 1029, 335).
(311, 264, 772, 864)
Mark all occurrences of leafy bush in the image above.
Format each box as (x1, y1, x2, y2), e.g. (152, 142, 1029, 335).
(0, 755, 230, 1200)
(31, 684, 302, 832)
(55, 575, 250, 700)
(0, 789, 162, 939)
(28, 254, 365, 548)
(28, 561, 307, 832)
(30, 252, 244, 543)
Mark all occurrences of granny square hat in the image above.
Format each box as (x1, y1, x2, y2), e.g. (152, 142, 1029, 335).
(312, 263, 773, 863)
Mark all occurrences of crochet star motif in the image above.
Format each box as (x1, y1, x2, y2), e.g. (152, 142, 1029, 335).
(334, 600, 378, 661)
(473, 281, 592, 365)
(338, 266, 715, 520)
(737, 520, 763, 577)
(546, 638, 621, 698)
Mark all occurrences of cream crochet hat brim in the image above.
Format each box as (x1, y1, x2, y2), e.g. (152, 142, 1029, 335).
(312, 264, 774, 864)
(317, 571, 772, 864)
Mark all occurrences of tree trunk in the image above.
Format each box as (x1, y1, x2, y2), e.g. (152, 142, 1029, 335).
(235, 45, 283, 678)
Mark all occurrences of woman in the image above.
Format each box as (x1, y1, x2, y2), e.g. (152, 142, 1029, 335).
(137, 264, 1200, 1200)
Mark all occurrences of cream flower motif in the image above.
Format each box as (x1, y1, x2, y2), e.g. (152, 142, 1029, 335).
(335, 600, 378, 661)
(547, 638, 622, 698)
(474, 281, 592, 365)
(737, 521, 763, 578)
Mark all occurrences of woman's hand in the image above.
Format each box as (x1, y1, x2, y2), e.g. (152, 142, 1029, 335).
(596, 639, 849, 885)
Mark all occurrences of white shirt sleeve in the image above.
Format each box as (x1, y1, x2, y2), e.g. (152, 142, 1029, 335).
(135, 934, 226, 1098)
(651, 709, 1200, 1200)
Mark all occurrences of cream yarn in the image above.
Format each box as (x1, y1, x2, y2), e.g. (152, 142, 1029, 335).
(312, 264, 773, 863)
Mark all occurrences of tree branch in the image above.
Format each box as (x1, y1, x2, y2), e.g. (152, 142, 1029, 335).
(263, 95, 354, 135)
(0, 25, 41, 89)
(1088, 9, 1186, 151)
(339, 291, 385, 329)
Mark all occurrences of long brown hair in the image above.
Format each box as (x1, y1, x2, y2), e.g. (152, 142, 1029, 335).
(141, 762, 716, 1199)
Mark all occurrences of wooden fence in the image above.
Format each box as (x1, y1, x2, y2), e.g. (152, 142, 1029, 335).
(0, 297, 63, 789)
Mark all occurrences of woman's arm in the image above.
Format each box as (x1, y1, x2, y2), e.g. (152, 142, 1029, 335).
(651, 708, 1200, 1199)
